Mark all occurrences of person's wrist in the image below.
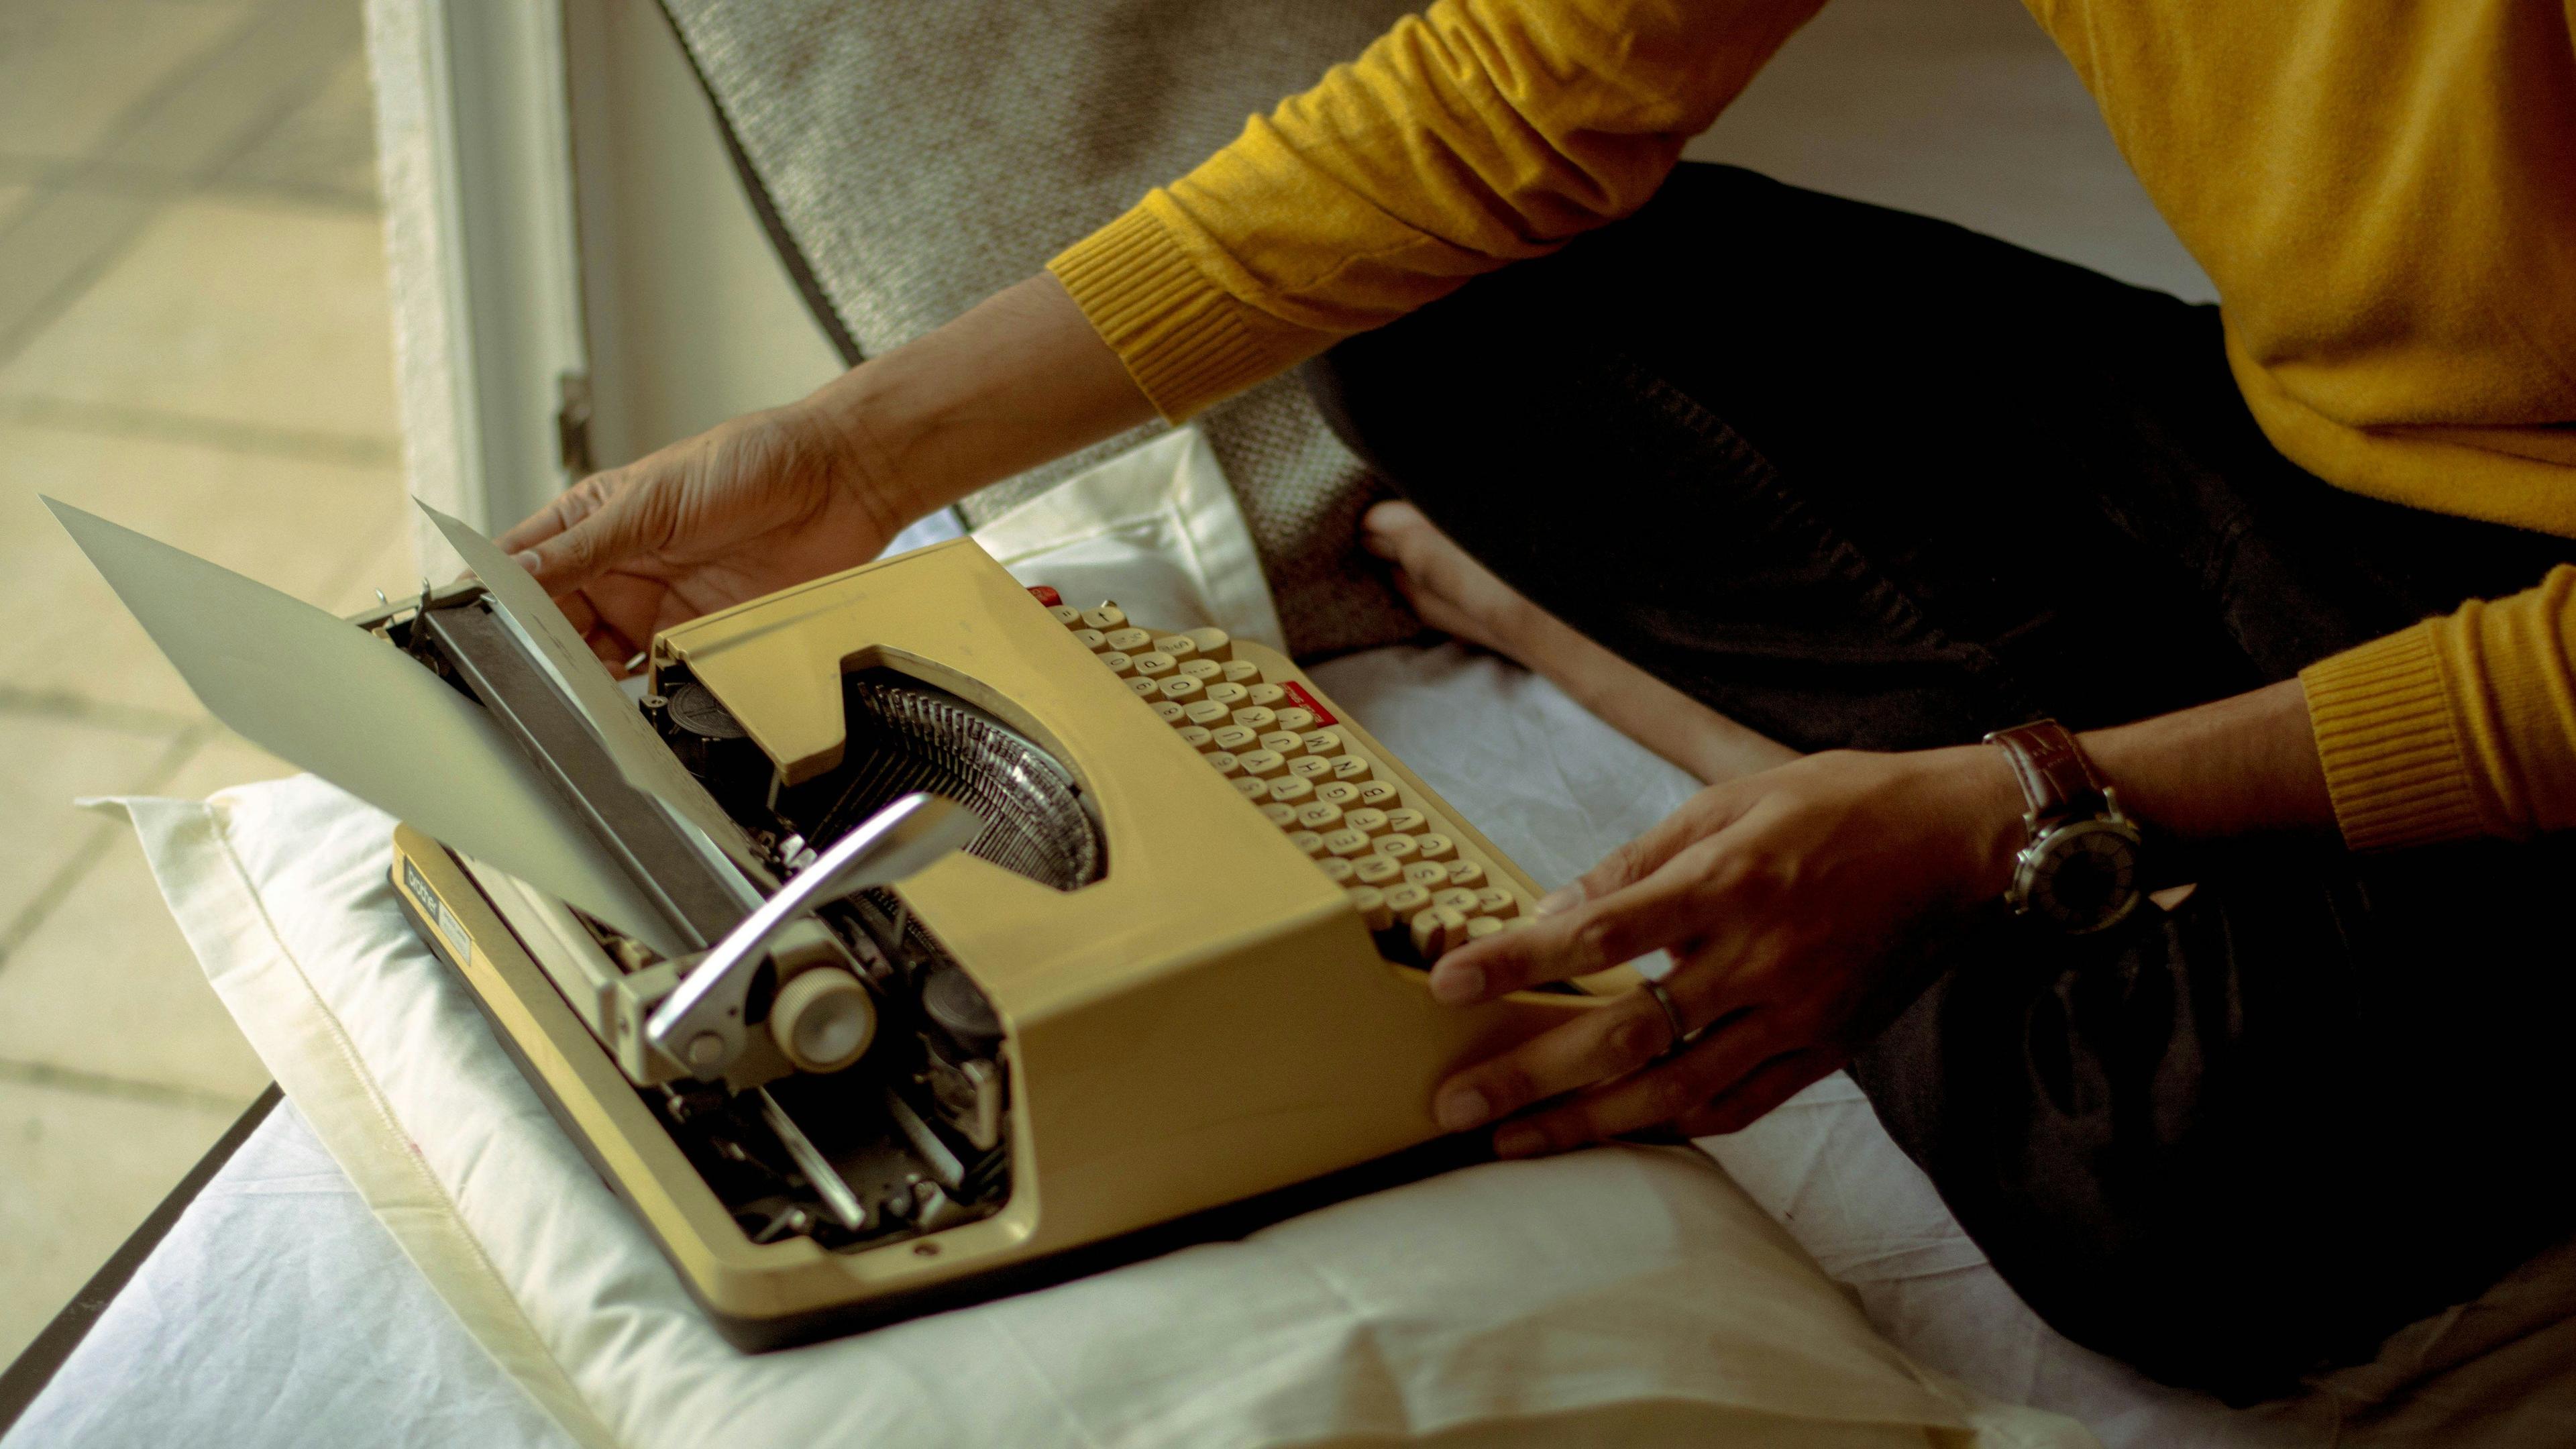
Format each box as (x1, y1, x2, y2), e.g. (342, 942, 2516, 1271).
(796, 369, 928, 551)
(1920, 743, 2029, 906)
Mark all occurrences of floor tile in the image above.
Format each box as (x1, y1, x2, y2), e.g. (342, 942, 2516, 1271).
(0, 420, 408, 716)
(0, 1075, 241, 1367)
(0, 197, 401, 445)
(0, 1, 248, 168)
(0, 814, 272, 1101)
(221, 49, 379, 208)
(0, 713, 186, 938)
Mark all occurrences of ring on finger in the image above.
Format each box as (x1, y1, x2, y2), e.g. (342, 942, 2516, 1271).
(1639, 976, 1692, 1061)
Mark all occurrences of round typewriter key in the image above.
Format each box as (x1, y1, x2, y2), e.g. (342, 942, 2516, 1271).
(1345, 807, 1391, 837)
(1260, 802, 1300, 828)
(1186, 627, 1232, 661)
(1296, 801, 1344, 831)
(1131, 651, 1178, 680)
(1159, 675, 1204, 702)
(1330, 755, 1373, 783)
(1099, 650, 1134, 676)
(1383, 883, 1435, 922)
(1323, 828, 1373, 859)
(1151, 700, 1187, 725)
(1152, 635, 1199, 661)
(1383, 808, 1428, 835)
(1184, 699, 1232, 727)
(1347, 885, 1394, 932)
(1315, 780, 1362, 808)
(1126, 677, 1162, 698)
(1232, 776, 1270, 800)
(1433, 887, 1483, 916)
(1222, 659, 1263, 685)
(1466, 916, 1506, 943)
(1246, 683, 1287, 708)
(1356, 854, 1405, 886)
(1269, 775, 1316, 806)
(1212, 723, 1260, 753)
(1237, 748, 1288, 779)
(1444, 859, 1486, 890)
(1287, 829, 1324, 857)
(1374, 833, 1419, 863)
(1403, 861, 1450, 890)
(1230, 705, 1278, 733)
(1357, 780, 1402, 810)
(1287, 755, 1333, 782)
(1259, 729, 1303, 757)
(1205, 750, 1241, 776)
(1175, 724, 1215, 753)
(1274, 707, 1318, 733)
(1414, 905, 1472, 960)
(1203, 682, 1249, 709)
(1071, 627, 1107, 651)
(1297, 730, 1344, 759)
(1083, 604, 1128, 631)
(1477, 888, 1521, 918)
(1104, 627, 1152, 653)
(1317, 855, 1356, 883)
(1049, 604, 1085, 628)
(1414, 833, 1458, 862)
(1180, 658, 1223, 682)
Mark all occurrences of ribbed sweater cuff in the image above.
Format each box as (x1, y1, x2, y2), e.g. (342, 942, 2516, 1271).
(1048, 203, 1321, 421)
(2300, 623, 2487, 851)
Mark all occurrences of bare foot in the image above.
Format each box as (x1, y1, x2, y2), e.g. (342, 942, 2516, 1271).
(1362, 500, 1798, 783)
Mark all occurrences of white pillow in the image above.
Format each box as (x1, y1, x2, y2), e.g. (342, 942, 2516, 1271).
(105, 777, 2089, 1449)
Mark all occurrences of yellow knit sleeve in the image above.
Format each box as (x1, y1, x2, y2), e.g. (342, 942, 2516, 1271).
(1049, 0, 1827, 420)
(2300, 566, 2576, 850)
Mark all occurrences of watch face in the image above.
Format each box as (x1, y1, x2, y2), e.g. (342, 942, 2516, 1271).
(2018, 818, 2143, 933)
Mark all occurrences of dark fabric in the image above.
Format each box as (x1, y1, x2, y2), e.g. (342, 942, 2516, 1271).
(1302, 163, 2576, 1403)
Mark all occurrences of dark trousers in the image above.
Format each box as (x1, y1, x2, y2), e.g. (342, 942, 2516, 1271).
(1303, 163, 2576, 1402)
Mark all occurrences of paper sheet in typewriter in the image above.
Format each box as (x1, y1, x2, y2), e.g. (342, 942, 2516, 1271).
(415, 500, 766, 880)
(46, 498, 691, 959)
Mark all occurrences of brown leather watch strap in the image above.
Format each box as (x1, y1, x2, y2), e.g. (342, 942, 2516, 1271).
(1983, 719, 2106, 826)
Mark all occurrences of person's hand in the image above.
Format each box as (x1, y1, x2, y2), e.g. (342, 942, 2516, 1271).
(1424, 745, 2028, 1156)
(495, 402, 902, 672)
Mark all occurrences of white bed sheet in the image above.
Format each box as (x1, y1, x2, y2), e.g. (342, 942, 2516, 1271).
(9, 641, 2263, 1449)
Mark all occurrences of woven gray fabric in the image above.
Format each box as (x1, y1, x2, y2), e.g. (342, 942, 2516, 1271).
(658, 0, 1421, 657)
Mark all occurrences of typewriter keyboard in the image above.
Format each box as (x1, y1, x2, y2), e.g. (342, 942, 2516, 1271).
(1034, 589, 1534, 967)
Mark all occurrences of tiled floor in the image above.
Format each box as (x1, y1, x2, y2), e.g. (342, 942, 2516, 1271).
(0, 0, 411, 1367)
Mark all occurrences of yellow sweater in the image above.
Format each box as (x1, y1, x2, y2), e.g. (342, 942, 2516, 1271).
(1049, 0, 2576, 851)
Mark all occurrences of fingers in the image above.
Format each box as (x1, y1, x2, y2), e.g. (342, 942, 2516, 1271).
(1430, 990, 1680, 1132)
(1425, 836, 1723, 1003)
(1671, 1053, 1830, 1138)
(1491, 1034, 1820, 1159)
(1574, 786, 1752, 905)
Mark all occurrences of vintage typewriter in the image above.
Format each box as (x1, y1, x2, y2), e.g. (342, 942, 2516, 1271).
(56, 500, 1635, 1349)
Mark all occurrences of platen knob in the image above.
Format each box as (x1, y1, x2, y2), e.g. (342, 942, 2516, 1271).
(769, 967, 876, 1073)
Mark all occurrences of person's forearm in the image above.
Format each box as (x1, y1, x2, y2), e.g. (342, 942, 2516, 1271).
(2078, 678, 2335, 840)
(801, 274, 1156, 532)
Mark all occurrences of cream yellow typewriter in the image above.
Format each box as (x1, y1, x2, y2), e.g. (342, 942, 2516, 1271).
(53, 499, 1633, 1350)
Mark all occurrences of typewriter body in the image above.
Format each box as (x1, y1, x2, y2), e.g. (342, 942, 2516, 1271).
(359, 537, 1631, 1348)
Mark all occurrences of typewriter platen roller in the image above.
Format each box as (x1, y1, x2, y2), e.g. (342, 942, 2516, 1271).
(387, 537, 1635, 1348)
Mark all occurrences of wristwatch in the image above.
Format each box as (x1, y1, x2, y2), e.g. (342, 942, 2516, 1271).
(1982, 720, 2144, 934)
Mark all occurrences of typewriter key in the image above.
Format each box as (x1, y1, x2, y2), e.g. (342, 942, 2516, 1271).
(1099, 650, 1134, 676)
(1083, 604, 1128, 631)
(1212, 724, 1260, 753)
(1357, 780, 1401, 810)
(1159, 675, 1203, 702)
(1466, 916, 1506, 943)
(1374, 833, 1419, 863)
(1260, 803, 1300, 829)
(1383, 808, 1427, 835)
(1382, 883, 1434, 921)
(1413, 905, 1472, 960)
(1298, 730, 1344, 759)
(1153, 635, 1199, 661)
(1344, 808, 1391, 837)
(1323, 828, 1373, 859)
(1433, 887, 1483, 917)
(1287, 755, 1333, 782)
(1203, 682, 1248, 709)
(1185, 627, 1232, 661)
(1151, 700, 1186, 725)
(1477, 888, 1521, 918)
(1049, 604, 1085, 628)
(1269, 775, 1316, 806)
(1176, 725, 1214, 752)
(1071, 627, 1106, 651)
(1105, 627, 1153, 653)
(1346, 886, 1393, 932)
(1274, 707, 1318, 733)
(1232, 776, 1270, 800)
(1317, 855, 1356, 883)
(1414, 833, 1458, 862)
(1246, 683, 1287, 709)
(1205, 750, 1241, 776)
(1355, 854, 1405, 887)
(1259, 729, 1303, 757)
(1222, 659, 1263, 685)
(1179, 658, 1223, 682)
(1403, 861, 1450, 890)
(1126, 676, 1161, 698)
(1230, 705, 1278, 733)
(1130, 651, 1177, 680)
(1184, 700, 1232, 727)
(1297, 801, 1345, 832)
(1444, 859, 1486, 890)
(1237, 749, 1288, 780)
(1315, 780, 1362, 808)
(1288, 830, 1325, 858)
(1331, 755, 1373, 784)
